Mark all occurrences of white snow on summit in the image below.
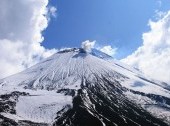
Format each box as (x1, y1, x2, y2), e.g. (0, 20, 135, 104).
(0, 48, 170, 124)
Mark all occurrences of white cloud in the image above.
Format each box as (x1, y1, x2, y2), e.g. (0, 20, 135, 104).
(81, 40, 117, 56)
(49, 6, 57, 18)
(0, 0, 57, 79)
(81, 40, 96, 52)
(122, 10, 170, 84)
(100, 45, 117, 56)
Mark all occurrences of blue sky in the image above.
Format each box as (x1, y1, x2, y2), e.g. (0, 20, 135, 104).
(43, 0, 170, 59)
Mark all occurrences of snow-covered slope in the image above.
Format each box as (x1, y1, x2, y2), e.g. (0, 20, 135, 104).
(0, 48, 170, 126)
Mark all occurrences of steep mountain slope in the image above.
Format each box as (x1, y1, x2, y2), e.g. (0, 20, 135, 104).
(0, 48, 170, 126)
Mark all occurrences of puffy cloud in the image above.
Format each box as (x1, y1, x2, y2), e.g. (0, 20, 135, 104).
(81, 40, 117, 56)
(122, 10, 170, 84)
(81, 40, 96, 52)
(49, 6, 57, 18)
(100, 45, 117, 56)
(0, 0, 57, 78)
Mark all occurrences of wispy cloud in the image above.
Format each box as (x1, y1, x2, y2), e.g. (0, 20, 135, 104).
(122, 10, 170, 84)
(157, 0, 162, 7)
(0, 0, 57, 78)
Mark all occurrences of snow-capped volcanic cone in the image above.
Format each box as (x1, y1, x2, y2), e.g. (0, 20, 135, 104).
(0, 48, 170, 126)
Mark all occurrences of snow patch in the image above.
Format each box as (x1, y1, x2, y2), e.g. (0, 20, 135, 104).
(16, 91, 72, 123)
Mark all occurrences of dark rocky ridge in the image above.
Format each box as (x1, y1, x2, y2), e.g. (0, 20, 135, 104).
(53, 77, 169, 126)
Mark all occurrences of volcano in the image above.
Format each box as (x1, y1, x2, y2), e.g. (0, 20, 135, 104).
(0, 48, 170, 126)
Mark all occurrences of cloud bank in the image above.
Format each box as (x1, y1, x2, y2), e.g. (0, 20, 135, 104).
(122, 10, 170, 84)
(0, 0, 57, 78)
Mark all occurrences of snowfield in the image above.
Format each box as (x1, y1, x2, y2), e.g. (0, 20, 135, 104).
(16, 91, 72, 123)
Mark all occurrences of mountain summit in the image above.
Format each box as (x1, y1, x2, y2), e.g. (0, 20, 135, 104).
(0, 48, 170, 126)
